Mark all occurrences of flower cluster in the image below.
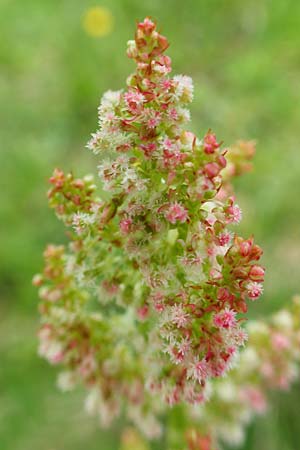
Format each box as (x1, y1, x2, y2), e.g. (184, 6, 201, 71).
(86, 17, 265, 405)
(179, 296, 300, 449)
(33, 17, 299, 450)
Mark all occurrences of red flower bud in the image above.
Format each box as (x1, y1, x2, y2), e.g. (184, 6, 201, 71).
(157, 34, 169, 53)
(137, 305, 149, 321)
(203, 132, 220, 154)
(73, 179, 84, 189)
(249, 265, 265, 282)
(250, 244, 263, 261)
(239, 239, 253, 257)
(138, 17, 156, 36)
(217, 287, 232, 302)
(232, 267, 249, 279)
(235, 299, 248, 313)
(217, 155, 227, 168)
(204, 162, 220, 178)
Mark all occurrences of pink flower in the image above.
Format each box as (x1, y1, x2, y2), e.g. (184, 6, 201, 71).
(177, 338, 190, 358)
(209, 360, 227, 377)
(150, 291, 165, 312)
(50, 351, 64, 364)
(140, 142, 157, 157)
(145, 109, 162, 129)
(217, 231, 232, 246)
(160, 79, 173, 90)
(124, 90, 145, 112)
(153, 62, 171, 75)
(234, 328, 248, 346)
(137, 305, 149, 321)
(168, 107, 178, 121)
(163, 148, 186, 168)
(188, 358, 208, 383)
(213, 308, 237, 329)
(120, 217, 133, 234)
(165, 203, 188, 224)
(203, 132, 220, 154)
(240, 386, 267, 413)
(227, 204, 242, 224)
(86, 131, 102, 152)
(271, 332, 290, 350)
(79, 353, 97, 378)
(247, 282, 263, 300)
(171, 304, 190, 328)
(166, 387, 181, 406)
(161, 138, 185, 168)
(209, 268, 222, 280)
(162, 138, 174, 150)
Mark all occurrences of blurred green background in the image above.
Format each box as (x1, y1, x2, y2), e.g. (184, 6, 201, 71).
(1, 0, 300, 449)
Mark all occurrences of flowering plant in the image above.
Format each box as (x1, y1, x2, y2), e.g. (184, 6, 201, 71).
(34, 18, 300, 450)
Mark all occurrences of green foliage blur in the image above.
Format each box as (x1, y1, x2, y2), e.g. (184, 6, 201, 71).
(1, 0, 299, 449)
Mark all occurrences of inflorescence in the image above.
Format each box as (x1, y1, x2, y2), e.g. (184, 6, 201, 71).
(34, 18, 300, 450)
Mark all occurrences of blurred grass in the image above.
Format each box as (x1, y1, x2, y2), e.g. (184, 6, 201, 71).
(0, 0, 300, 449)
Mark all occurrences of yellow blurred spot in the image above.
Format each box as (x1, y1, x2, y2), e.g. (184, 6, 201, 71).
(83, 6, 114, 37)
(120, 427, 150, 450)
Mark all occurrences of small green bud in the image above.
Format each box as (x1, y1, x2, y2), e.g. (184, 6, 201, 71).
(167, 228, 179, 246)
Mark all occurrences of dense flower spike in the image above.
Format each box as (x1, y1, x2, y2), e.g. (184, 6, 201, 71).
(33, 18, 300, 449)
(85, 18, 265, 401)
